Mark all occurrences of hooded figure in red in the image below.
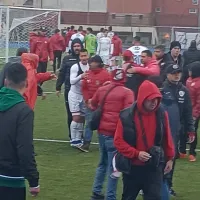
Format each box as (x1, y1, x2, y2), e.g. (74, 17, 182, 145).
(21, 53, 53, 109)
(91, 68, 134, 136)
(114, 80, 175, 199)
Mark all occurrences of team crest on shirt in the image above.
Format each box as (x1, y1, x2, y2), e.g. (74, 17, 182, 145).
(96, 80, 100, 85)
(179, 91, 185, 97)
(191, 83, 195, 86)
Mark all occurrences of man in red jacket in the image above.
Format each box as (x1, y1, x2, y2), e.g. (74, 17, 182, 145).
(50, 29, 65, 73)
(90, 68, 134, 200)
(114, 80, 175, 200)
(186, 62, 200, 162)
(112, 33, 122, 57)
(81, 55, 111, 151)
(29, 28, 39, 54)
(31, 27, 54, 73)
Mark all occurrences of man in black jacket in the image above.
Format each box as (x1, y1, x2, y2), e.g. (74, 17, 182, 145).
(56, 38, 83, 139)
(182, 40, 200, 84)
(0, 63, 39, 200)
(162, 63, 195, 196)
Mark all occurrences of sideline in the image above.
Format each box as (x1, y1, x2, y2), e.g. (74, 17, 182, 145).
(33, 138, 200, 151)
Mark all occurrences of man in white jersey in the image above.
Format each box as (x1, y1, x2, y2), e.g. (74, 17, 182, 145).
(68, 49, 89, 148)
(96, 30, 113, 66)
(128, 36, 148, 65)
(96, 28, 105, 44)
(107, 26, 114, 40)
(69, 27, 85, 52)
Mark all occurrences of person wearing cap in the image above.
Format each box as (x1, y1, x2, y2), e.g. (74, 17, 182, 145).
(49, 29, 66, 73)
(29, 28, 39, 54)
(163, 41, 183, 71)
(127, 36, 148, 65)
(81, 55, 111, 152)
(31, 27, 54, 73)
(89, 67, 134, 200)
(162, 63, 195, 196)
(186, 61, 200, 162)
(183, 40, 200, 85)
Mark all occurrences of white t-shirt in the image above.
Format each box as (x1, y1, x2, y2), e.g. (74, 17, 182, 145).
(128, 45, 148, 65)
(69, 32, 85, 50)
(70, 62, 89, 94)
(97, 37, 112, 56)
(96, 32, 105, 44)
(108, 31, 114, 40)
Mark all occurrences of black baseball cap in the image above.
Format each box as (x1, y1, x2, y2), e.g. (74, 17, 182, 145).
(89, 55, 104, 65)
(166, 64, 182, 74)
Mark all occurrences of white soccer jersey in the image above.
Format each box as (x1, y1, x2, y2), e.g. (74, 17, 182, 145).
(128, 45, 148, 65)
(70, 62, 89, 94)
(97, 37, 112, 57)
(69, 32, 85, 50)
(96, 32, 105, 44)
(107, 31, 114, 40)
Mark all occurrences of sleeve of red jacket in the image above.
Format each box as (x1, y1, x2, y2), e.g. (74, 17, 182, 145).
(36, 72, 51, 83)
(119, 40, 122, 54)
(163, 112, 175, 161)
(48, 40, 54, 61)
(123, 90, 134, 108)
(30, 40, 36, 54)
(114, 119, 140, 159)
(134, 63, 160, 76)
(60, 37, 66, 52)
(192, 87, 200, 118)
(82, 78, 89, 102)
(91, 89, 100, 108)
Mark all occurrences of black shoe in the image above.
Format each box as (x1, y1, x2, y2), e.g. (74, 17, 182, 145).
(91, 192, 105, 200)
(169, 188, 177, 197)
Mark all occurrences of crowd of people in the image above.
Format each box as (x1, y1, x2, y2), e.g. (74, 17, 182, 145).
(0, 24, 199, 200)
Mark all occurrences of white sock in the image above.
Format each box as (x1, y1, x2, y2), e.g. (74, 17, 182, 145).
(70, 121, 83, 146)
(75, 123, 84, 144)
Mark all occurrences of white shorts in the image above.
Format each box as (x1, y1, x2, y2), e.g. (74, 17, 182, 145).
(68, 91, 86, 116)
(100, 55, 110, 66)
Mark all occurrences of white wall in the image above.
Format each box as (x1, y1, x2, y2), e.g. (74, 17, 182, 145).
(34, 0, 107, 12)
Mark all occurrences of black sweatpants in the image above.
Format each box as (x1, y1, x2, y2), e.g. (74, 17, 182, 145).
(0, 186, 26, 200)
(65, 90, 72, 139)
(37, 62, 48, 73)
(190, 118, 199, 156)
(53, 50, 62, 73)
(122, 165, 163, 200)
(179, 125, 187, 154)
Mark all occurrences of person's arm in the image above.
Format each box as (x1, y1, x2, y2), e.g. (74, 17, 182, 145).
(110, 39, 114, 55)
(96, 39, 100, 55)
(70, 64, 82, 85)
(36, 72, 51, 83)
(184, 88, 195, 132)
(30, 40, 37, 54)
(119, 40, 123, 55)
(123, 90, 134, 108)
(82, 77, 89, 102)
(56, 57, 67, 91)
(48, 40, 54, 61)
(134, 64, 160, 76)
(114, 119, 140, 159)
(192, 86, 200, 119)
(91, 89, 100, 108)
(163, 112, 175, 161)
(16, 109, 39, 187)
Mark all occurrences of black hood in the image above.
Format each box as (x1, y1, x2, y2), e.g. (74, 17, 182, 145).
(188, 40, 197, 51)
(71, 38, 84, 57)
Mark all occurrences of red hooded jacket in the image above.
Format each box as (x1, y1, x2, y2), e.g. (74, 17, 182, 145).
(31, 35, 54, 62)
(112, 35, 122, 56)
(114, 80, 175, 165)
(82, 68, 111, 102)
(50, 33, 65, 52)
(186, 77, 200, 118)
(134, 59, 160, 76)
(21, 53, 52, 109)
(91, 70, 134, 136)
(29, 32, 38, 53)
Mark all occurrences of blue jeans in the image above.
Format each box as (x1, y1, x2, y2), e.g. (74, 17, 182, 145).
(84, 108, 93, 142)
(162, 181, 170, 200)
(93, 134, 118, 200)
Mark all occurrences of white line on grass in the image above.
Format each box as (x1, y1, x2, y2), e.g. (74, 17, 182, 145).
(33, 138, 200, 151)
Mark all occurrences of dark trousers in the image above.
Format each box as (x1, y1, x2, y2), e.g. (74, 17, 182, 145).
(179, 120, 198, 156)
(0, 186, 26, 200)
(122, 165, 163, 200)
(37, 61, 48, 73)
(53, 50, 62, 73)
(64, 90, 72, 139)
